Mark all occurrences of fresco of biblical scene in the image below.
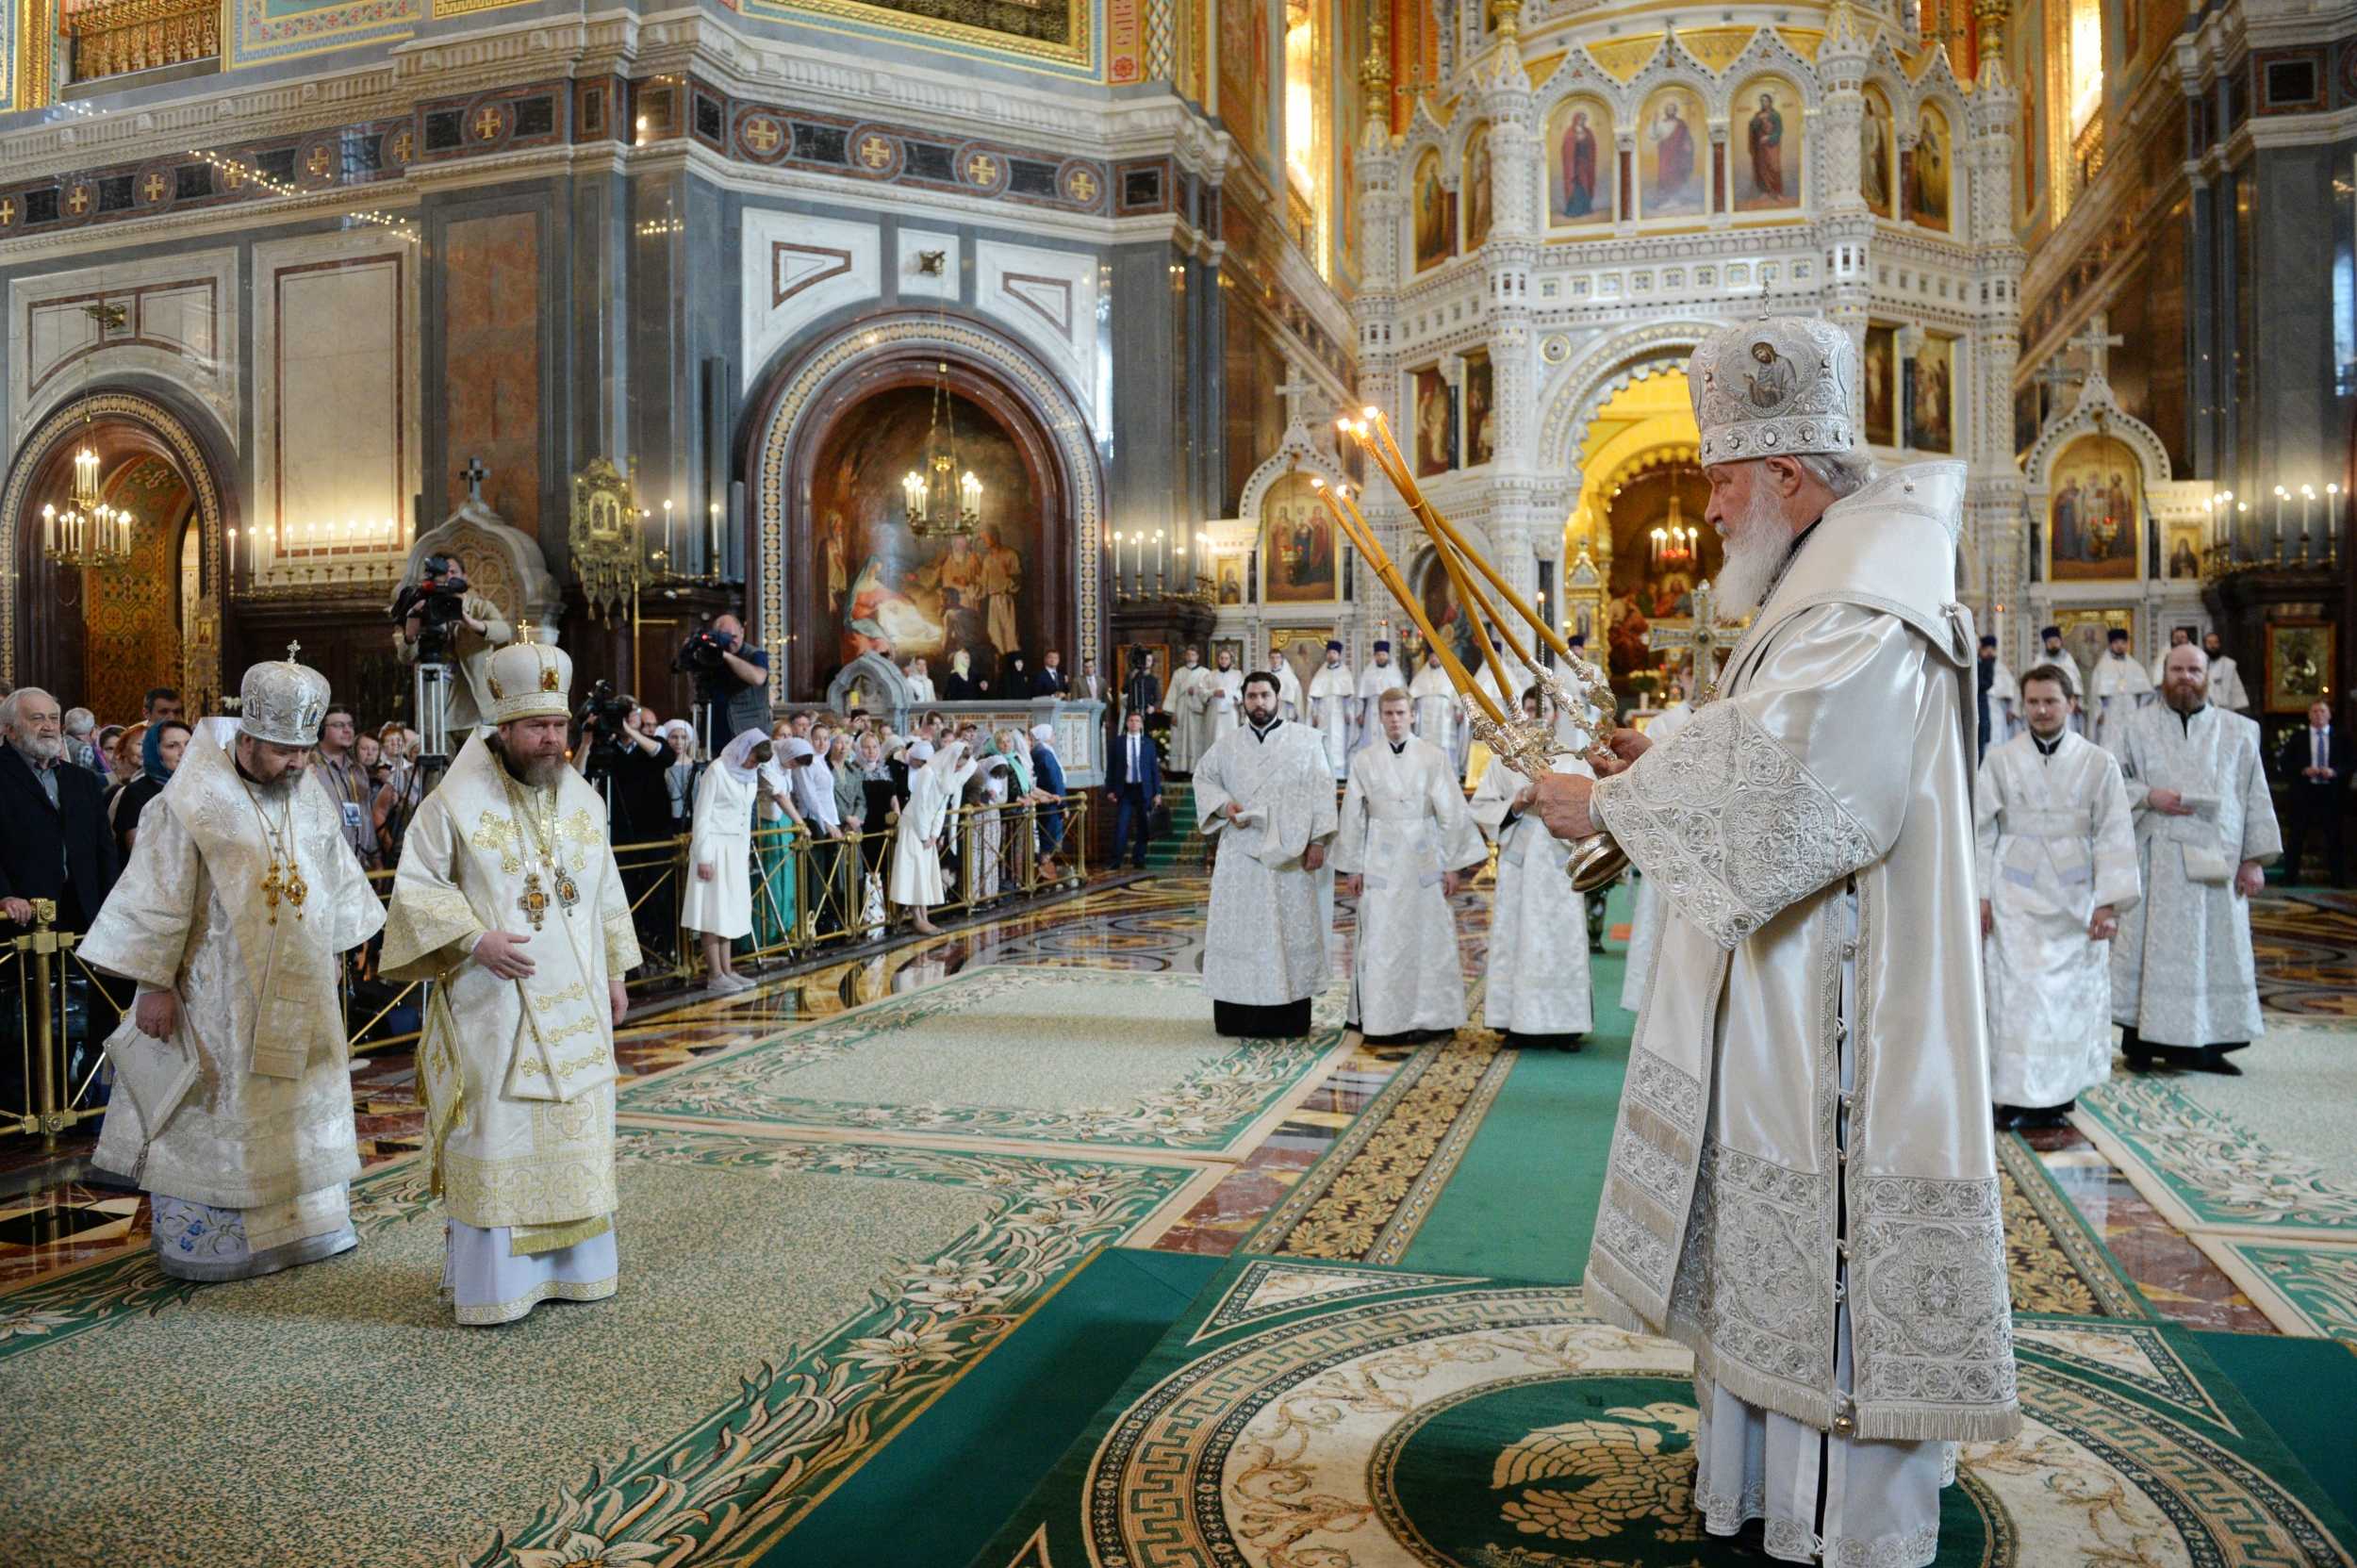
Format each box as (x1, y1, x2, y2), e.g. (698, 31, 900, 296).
(1639, 86, 1706, 218)
(1412, 366, 1455, 478)
(1463, 122, 1495, 250)
(1861, 85, 1895, 216)
(1603, 465, 1722, 680)
(1218, 0, 1269, 173)
(1733, 76, 1802, 212)
(1906, 336, 1955, 454)
(2046, 436, 2142, 582)
(1463, 351, 1496, 467)
(810, 386, 1039, 691)
(1912, 105, 1952, 231)
(1413, 546, 1481, 680)
(1261, 470, 1339, 603)
(1863, 324, 1899, 447)
(1548, 96, 1614, 228)
(1412, 147, 1454, 271)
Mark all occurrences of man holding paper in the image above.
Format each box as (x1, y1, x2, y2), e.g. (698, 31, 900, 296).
(381, 637, 641, 1324)
(85, 649, 386, 1281)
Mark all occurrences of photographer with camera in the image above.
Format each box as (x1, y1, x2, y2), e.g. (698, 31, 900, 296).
(573, 684, 672, 845)
(672, 613, 772, 750)
(389, 553, 513, 735)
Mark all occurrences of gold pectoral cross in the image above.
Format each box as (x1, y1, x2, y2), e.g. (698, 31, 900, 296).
(519, 873, 551, 932)
(258, 859, 310, 925)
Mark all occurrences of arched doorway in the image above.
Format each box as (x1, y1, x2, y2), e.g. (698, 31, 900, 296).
(0, 389, 233, 711)
(747, 313, 1105, 702)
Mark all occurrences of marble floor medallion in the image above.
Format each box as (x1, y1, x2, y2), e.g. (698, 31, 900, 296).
(1035, 1265, 2352, 1568)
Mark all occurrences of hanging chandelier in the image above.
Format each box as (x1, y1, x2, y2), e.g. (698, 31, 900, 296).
(900, 359, 983, 540)
(41, 432, 134, 570)
(1649, 487, 1697, 568)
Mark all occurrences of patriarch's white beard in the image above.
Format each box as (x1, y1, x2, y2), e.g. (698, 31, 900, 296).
(1713, 488, 1795, 613)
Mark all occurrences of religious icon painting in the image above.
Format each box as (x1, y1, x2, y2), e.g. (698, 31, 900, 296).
(1212, 636, 1244, 669)
(1638, 85, 1707, 218)
(1547, 95, 1614, 229)
(1912, 105, 1953, 231)
(1218, 0, 1269, 172)
(1863, 324, 1899, 447)
(1732, 75, 1802, 213)
(1271, 626, 1331, 693)
(1412, 545, 1480, 677)
(2055, 607, 2134, 676)
(2167, 530, 2202, 580)
(1411, 147, 1455, 271)
(1411, 366, 1455, 478)
(2045, 435, 2143, 582)
(2266, 621, 2333, 713)
(1462, 351, 1496, 467)
(1905, 336, 1955, 454)
(1462, 122, 1495, 250)
(1261, 470, 1339, 603)
(1861, 85, 1895, 216)
(1215, 555, 1246, 604)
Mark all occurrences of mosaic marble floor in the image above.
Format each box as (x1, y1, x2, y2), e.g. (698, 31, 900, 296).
(2, 870, 2343, 1340)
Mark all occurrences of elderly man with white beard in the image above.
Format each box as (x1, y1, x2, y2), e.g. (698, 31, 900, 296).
(1527, 318, 2017, 1565)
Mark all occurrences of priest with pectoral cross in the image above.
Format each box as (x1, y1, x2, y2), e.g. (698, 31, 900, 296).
(381, 637, 641, 1326)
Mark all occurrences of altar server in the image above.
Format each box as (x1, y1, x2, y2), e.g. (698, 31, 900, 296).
(1161, 645, 1218, 772)
(381, 637, 640, 1325)
(2087, 626, 2154, 750)
(2202, 631, 2251, 713)
(1408, 649, 1464, 770)
(86, 651, 385, 1281)
(1352, 641, 1401, 749)
(1335, 689, 1485, 1038)
(1472, 690, 1595, 1048)
(1261, 644, 1304, 722)
(1307, 641, 1357, 779)
(1977, 666, 2139, 1128)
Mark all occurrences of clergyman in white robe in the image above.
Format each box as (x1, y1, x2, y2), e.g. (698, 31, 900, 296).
(1192, 655, 1244, 753)
(1352, 648, 1402, 750)
(1195, 683, 1338, 1037)
(1616, 698, 1693, 1014)
(2107, 649, 2282, 1072)
(2034, 632, 2089, 734)
(1262, 654, 1303, 722)
(2202, 637, 2251, 712)
(1409, 657, 1464, 770)
(1161, 651, 1217, 772)
(1334, 719, 1484, 1038)
(2086, 639, 2154, 750)
(890, 740, 976, 926)
(1977, 718, 2139, 1125)
(86, 685, 384, 1282)
(1307, 652, 1356, 779)
(1474, 744, 1595, 1046)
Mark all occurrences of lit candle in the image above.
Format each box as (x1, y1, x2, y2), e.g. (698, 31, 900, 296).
(709, 501, 722, 571)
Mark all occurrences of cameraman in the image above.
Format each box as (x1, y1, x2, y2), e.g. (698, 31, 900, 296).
(686, 613, 773, 747)
(390, 553, 512, 734)
(578, 691, 673, 844)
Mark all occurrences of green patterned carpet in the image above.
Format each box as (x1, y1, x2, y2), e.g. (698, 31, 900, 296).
(0, 1128, 1206, 1568)
(972, 1258, 2357, 1568)
(616, 966, 1348, 1156)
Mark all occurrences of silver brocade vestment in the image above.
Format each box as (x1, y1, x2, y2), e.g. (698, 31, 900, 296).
(1332, 736, 1484, 1034)
(1472, 746, 1597, 1036)
(1586, 462, 2020, 1445)
(1194, 719, 1337, 1008)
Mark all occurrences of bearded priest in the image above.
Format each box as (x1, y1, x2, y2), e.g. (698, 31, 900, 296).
(85, 649, 386, 1281)
(381, 638, 641, 1325)
(1529, 317, 2018, 1566)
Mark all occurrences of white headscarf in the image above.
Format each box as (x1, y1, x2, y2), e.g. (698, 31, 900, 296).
(907, 739, 936, 766)
(719, 729, 768, 781)
(1030, 722, 1054, 747)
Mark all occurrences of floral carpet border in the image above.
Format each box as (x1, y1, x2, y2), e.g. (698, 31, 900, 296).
(1997, 1132, 2153, 1320)
(2073, 1072, 2357, 1240)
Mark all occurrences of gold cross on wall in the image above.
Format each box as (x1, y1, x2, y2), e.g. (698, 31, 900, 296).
(859, 135, 894, 169)
(475, 106, 503, 141)
(964, 153, 998, 185)
(743, 118, 782, 153)
(306, 145, 332, 178)
(1067, 169, 1098, 203)
(0, 199, 14, 225)
(143, 173, 167, 202)
(65, 186, 90, 214)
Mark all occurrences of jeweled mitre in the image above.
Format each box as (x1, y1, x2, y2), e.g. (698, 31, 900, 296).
(238, 650, 332, 747)
(1689, 317, 1856, 464)
(485, 637, 572, 723)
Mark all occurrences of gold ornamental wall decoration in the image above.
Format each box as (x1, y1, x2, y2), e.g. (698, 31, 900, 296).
(569, 457, 642, 620)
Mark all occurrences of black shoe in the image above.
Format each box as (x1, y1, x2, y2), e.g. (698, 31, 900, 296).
(1993, 1105, 2022, 1131)
(1733, 1518, 1771, 1558)
(2197, 1045, 2246, 1076)
(2120, 1030, 2155, 1073)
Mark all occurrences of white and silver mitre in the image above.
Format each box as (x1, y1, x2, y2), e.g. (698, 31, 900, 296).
(239, 643, 332, 747)
(485, 635, 573, 723)
(1688, 316, 1857, 464)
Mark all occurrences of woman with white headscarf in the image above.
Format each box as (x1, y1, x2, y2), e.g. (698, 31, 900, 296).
(891, 739, 975, 933)
(964, 750, 1010, 904)
(684, 730, 769, 992)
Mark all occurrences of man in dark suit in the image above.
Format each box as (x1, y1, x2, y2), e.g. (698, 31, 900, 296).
(1034, 649, 1071, 698)
(2281, 699, 2350, 886)
(0, 686, 120, 933)
(1106, 708, 1162, 870)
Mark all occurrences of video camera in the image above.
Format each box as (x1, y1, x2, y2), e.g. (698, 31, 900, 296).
(672, 625, 736, 677)
(391, 553, 473, 663)
(576, 679, 636, 742)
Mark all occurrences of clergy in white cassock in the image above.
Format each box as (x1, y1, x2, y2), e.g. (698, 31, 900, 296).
(1977, 666, 2139, 1130)
(1473, 690, 1596, 1048)
(1194, 647, 1244, 752)
(86, 653, 385, 1282)
(2201, 630, 2252, 712)
(1161, 645, 1217, 772)
(1261, 646, 1304, 721)
(1977, 635, 2021, 760)
(1334, 690, 1485, 1039)
(2107, 643, 2282, 1075)
(2086, 627, 2155, 749)
(1615, 686, 1693, 1015)
(380, 638, 640, 1326)
(1408, 650, 1464, 769)
(1195, 671, 1338, 1037)
(1351, 641, 1400, 751)
(2036, 626, 2089, 733)
(682, 730, 773, 993)
(2148, 627, 2195, 686)
(1531, 318, 2017, 1566)
(1307, 641, 1356, 779)
(891, 739, 976, 934)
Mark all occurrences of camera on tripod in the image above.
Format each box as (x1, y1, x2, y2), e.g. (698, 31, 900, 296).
(391, 553, 473, 663)
(672, 626, 733, 677)
(577, 679, 636, 743)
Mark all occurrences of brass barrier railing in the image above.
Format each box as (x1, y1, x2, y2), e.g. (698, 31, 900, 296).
(0, 790, 1094, 1143)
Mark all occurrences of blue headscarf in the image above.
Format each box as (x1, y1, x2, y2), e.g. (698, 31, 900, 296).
(142, 720, 188, 784)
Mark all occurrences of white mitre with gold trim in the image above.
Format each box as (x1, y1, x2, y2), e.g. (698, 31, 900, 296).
(1688, 317, 1857, 465)
(239, 643, 331, 747)
(484, 635, 572, 723)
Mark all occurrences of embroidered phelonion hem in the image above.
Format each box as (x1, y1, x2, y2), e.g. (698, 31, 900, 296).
(453, 1273, 618, 1328)
(1584, 1262, 2023, 1445)
(155, 1226, 357, 1283)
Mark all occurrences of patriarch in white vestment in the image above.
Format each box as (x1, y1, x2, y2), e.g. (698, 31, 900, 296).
(1195, 671, 1337, 1037)
(2086, 627, 2155, 749)
(1334, 689, 1485, 1038)
(1352, 642, 1401, 751)
(1307, 641, 1356, 779)
(2107, 643, 2282, 1075)
(1408, 652, 1464, 769)
(1473, 690, 1596, 1048)
(1976, 666, 2139, 1129)
(1161, 646, 1218, 772)
(891, 739, 976, 934)
(1616, 690, 1692, 1015)
(381, 638, 641, 1326)
(1532, 318, 2017, 1565)
(86, 652, 385, 1281)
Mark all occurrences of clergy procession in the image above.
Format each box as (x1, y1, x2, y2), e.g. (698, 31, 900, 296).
(4, 307, 2342, 1568)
